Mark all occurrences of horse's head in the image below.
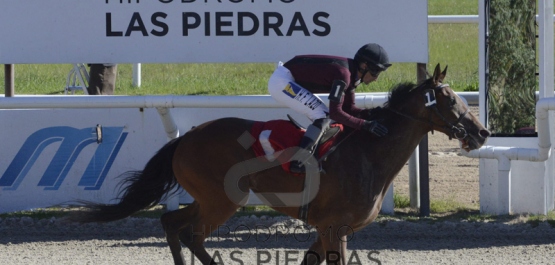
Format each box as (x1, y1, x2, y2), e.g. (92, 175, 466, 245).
(384, 63, 490, 151)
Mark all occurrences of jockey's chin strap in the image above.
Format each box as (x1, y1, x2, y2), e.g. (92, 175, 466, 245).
(389, 84, 469, 140)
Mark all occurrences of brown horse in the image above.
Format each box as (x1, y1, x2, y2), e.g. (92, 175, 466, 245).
(71, 64, 490, 265)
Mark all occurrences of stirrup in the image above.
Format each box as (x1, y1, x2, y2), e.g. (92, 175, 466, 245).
(289, 160, 306, 174)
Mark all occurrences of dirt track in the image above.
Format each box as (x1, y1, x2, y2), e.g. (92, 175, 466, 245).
(2, 107, 555, 264)
(1, 214, 555, 264)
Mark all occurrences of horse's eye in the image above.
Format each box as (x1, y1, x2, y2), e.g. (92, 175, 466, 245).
(449, 97, 457, 106)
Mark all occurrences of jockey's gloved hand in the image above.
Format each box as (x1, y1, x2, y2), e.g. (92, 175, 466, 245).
(362, 120, 388, 137)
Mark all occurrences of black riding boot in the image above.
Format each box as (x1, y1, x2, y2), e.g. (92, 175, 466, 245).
(289, 118, 331, 174)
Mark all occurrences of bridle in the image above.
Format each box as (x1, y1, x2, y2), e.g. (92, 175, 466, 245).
(388, 83, 469, 140)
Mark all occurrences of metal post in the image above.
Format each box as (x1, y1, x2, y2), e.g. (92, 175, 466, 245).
(156, 106, 180, 211)
(409, 147, 420, 208)
(478, 0, 488, 126)
(4, 64, 14, 97)
(418, 135, 430, 216)
(417, 63, 430, 216)
(538, 0, 555, 213)
(409, 63, 422, 209)
(133, 63, 141, 87)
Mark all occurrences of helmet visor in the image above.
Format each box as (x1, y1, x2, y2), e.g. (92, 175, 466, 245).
(366, 59, 391, 71)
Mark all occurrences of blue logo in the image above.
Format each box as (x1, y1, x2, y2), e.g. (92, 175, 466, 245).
(0, 126, 128, 191)
(283, 82, 302, 98)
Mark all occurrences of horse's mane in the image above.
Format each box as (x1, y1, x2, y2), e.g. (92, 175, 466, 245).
(360, 79, 432, 120)
(384, 82, 418, 109)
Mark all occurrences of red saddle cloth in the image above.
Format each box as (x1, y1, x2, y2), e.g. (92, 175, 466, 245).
(250, 119, 343, 174)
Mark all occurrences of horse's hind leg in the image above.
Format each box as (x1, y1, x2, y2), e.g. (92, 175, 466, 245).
(161, 202, 202, 265)
(180, 201, 239, 264)
(162, 200, 239, 265)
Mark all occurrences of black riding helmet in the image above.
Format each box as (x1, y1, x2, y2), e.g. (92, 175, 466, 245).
(354, 43, 392, 71)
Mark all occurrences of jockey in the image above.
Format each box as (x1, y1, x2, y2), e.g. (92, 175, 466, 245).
(268, 43, 391, 174)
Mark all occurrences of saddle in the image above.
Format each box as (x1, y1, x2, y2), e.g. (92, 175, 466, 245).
(250, 116, 343, 174)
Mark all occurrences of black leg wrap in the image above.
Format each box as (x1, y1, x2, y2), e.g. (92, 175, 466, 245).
(298, 203, 309, 224)
(298, 169, 310, 223)
(290, 118, 331, 174)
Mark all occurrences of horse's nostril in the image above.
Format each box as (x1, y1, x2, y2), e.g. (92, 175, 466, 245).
(480, 129, 491, 138)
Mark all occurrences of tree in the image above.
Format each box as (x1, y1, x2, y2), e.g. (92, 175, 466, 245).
(487, 0, 536, 134)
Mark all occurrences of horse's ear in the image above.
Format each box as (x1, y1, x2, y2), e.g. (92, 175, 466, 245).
(441, 65, 448, 79)
(432, 63, 441, 84)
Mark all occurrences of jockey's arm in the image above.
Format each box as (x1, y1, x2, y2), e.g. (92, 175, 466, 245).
(342, 88, 364, 117)
(328, 80, 365, 129)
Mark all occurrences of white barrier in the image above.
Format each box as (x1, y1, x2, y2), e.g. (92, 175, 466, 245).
(463, 98, 555, 215)
(427, 14, 555, 24)
(0, 94, 391, 213)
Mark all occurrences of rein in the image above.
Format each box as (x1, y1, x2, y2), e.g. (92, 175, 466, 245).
(317, 129, 356, 163)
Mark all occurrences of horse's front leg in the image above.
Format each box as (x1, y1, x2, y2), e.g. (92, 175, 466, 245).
(339, 236, 348, 264)
(322, 232, 349, 264)
(301, 236, 325, 265)
(301, 224, 350, 264)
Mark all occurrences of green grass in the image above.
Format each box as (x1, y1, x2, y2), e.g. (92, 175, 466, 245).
(0, 0, 480, 95)
(430, 198, 475, 213)
(0, 207, 69, 219)
(5, 205, 555, 228)
(526, 211, 555, 227)
(393, 193, 478, 214)
(234, 205, 285, 218)
(393, 194, 411, 208)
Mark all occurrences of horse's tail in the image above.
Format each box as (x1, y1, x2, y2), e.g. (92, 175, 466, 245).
(70, 137, 182, 223)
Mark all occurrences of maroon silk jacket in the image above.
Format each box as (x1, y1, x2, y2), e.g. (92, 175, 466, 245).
(283, 55, 365, 129)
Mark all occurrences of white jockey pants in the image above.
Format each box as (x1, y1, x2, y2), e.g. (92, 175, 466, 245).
(268, 62, 329, 121)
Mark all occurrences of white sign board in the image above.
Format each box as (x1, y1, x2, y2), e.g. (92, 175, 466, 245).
(0, 108, 167, 213)
(0, 0, 428, 64)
